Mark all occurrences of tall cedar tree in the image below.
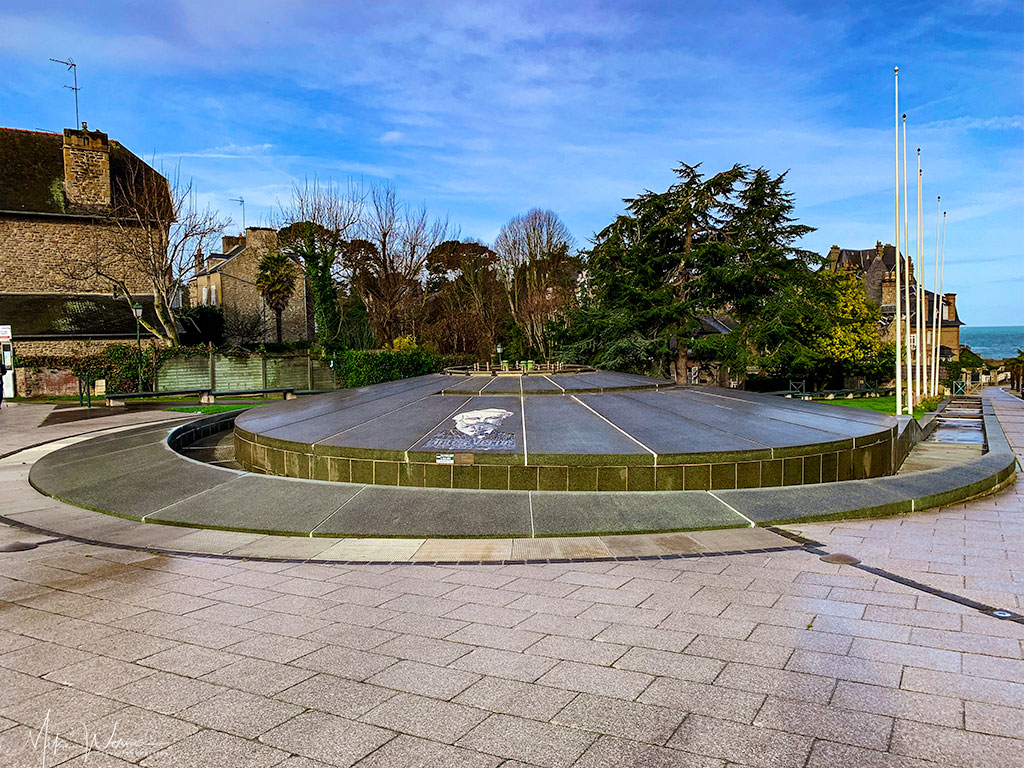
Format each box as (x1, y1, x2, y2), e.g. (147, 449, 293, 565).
(551, 164, 882, 384)
(553, 163, 744, 375)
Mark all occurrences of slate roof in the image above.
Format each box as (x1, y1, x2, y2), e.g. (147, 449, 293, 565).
(835, 244, 898, 273)
(0, 127, 168, 216)
(0, 293, 160, 339)
(695, 314, 737, 336)
(194, 244, 247, 277)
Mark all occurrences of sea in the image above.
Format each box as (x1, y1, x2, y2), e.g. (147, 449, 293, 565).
(959, 326, 1024, 360)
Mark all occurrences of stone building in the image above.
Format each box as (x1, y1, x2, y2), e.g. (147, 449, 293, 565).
(828, 242, 963, 361)
(0, 124, 166, 358)
(190, 227, 313, 343)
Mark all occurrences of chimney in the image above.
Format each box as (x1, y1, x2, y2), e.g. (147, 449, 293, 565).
(194, 247, 204, 274)
(62, 123, 111, 212)
(943, 293, 956, 321)
(827, 245, 840, 270)
(221, 233, 245, 253)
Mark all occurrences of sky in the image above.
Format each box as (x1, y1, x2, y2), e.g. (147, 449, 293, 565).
(1, 0, 1021, 325)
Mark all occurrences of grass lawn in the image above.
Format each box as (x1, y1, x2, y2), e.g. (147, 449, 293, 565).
(165, 404, 257, 414)
(828, 395, 941, 419)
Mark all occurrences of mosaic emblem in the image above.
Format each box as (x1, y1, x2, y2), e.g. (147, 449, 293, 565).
(423, 408, 515, 451)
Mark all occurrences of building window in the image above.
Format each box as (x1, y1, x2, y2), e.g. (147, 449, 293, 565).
(202, 286, 209, 304)
(689, 366, 699, 385)
(210, 285, 218, 305)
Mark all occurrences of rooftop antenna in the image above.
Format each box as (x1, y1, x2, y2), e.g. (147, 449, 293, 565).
(49, 57, 80, 126)
(229, 196, 246, 230)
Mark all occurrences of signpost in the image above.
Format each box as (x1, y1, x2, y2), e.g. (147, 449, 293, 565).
(1, 325, 14, 400)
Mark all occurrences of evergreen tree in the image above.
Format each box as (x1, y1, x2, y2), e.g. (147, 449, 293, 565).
(255, 250, 299, 344)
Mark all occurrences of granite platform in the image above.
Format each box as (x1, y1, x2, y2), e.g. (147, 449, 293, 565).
(23, 390, 1016, 542)
(233, 373, 899, 491)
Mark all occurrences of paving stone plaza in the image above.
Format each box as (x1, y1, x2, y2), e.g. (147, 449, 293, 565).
(0, 386, 1022, 767)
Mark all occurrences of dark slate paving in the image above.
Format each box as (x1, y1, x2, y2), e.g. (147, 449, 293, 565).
(237, 375, 890, 467)
(700, 387, 895, 428)
(619, 391, 855, 450)
(31, 444, 235, 518)
(319, 395, 474, 451)
(260, 380, 454, 444)
(520, 376, 562, 392)
(442, 376, 495, 394)
(36, 422, 179, 465)
(678, 389, 890, 442)
(530, 491, 742, 535)
(523, 397, 648, 457)
(148, 475, 364, 533)
(573, 393, 768, 455)
(236, 375, 449, 435)
(407, 396, 524, 456)
(715, 480, 912, 524)
(315, 486, 533, 537)
(30, 439, 182, 495)
(876, 453, 1015, 506)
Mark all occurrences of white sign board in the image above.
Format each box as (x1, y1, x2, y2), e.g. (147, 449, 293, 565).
(0, 325, 10, 341)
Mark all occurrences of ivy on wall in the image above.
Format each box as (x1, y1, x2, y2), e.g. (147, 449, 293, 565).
(16, 344, 155, 393)
(16, 342, 476, 394)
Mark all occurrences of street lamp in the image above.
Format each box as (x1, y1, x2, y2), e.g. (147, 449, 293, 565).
(496, 344, 503, 368)
(132, 303, 143, 391)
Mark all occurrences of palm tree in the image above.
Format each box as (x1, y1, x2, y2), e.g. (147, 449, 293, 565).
(255, 250, 298, 343)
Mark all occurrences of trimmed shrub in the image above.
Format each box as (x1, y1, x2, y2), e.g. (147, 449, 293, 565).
(331, 348, 445, 388)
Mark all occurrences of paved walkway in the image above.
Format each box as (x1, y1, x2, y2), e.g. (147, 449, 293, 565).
(0, 395, 1021, 767)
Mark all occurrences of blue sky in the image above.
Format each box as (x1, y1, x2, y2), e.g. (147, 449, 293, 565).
(2, 0, 1021, 325)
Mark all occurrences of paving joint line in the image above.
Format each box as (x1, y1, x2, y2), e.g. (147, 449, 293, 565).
(309, 485, 369, 536)
(142, 473, 249, 521)
(569, 394, 657, 460)
(0, 512, 808, 567)
(404, 397, 472, 457)
(786, 531, 1024, 624)
(708, 491, 755, 527)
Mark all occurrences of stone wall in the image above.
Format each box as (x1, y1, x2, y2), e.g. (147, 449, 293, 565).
(13, 338, 163, 357)
(0, 215, 151, 294)
(234, 424, 897, 491)
(14, 367, 105, 398)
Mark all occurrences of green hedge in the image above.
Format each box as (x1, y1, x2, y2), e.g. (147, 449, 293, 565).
(331, 349, 445, 388)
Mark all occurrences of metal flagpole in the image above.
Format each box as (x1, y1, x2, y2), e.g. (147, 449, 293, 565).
(902, 115, 914, 414)
(921, 156, 929, 405)
(932, 196, 941, 395)
(938, 211, 947, 393)
(893, 68, 903, 416)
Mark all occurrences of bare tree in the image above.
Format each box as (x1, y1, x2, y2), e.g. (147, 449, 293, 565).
(61, 164, 229, 344)
(351, 183, 449, 344)
(277, 178, 363, 348)
(493, 208, 578, 356)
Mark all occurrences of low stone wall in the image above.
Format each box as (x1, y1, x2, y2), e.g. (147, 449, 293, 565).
(14, 367, 104, 398)
(167, 410, 239, 453)
(232, 423, 897, 492)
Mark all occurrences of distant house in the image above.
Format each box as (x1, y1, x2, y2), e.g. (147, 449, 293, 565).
(0, 124, 166, 358)
(684, 315, 738, 386)
(828, 241, 963, 362)
(190, 227, 313, 343)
